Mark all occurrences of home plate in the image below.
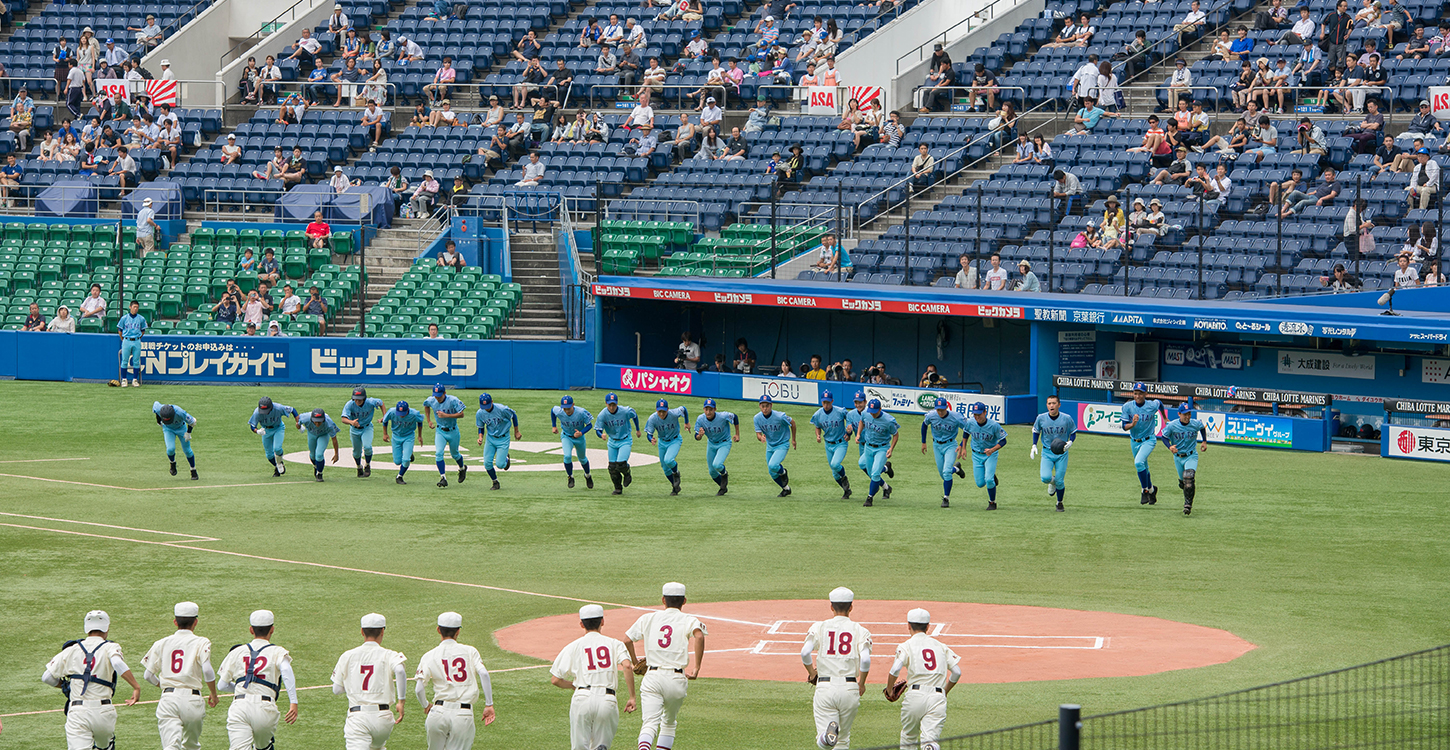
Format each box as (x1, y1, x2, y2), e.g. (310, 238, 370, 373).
(283, 441, 660, 473)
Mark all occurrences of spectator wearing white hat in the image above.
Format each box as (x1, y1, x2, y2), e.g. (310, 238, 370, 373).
(41, 610, 143, 750)
(137, 196, 159, 256)
(221, 133, 242, 164)
(331, 613, 407, 748)
(141, 602, 219, 750)
(802, 587, 872, 750)
(216, 610, 299, 750)
(159, 59, 175, 82)
(416, 612, 497, 748)
(330, 164, 352, 193)
(551, 604, 637, 750)
(411, 169, 440, 215)
(1015, 260, 1041, 291)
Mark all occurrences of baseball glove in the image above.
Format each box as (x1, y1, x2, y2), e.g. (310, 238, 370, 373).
(807, 674, 818, 686)
(632, 658, 649, 676)
(107, 379, 120, 387)
(883, 682, 907, 702)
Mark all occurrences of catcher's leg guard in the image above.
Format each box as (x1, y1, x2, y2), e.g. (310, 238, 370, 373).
(608, 462, 623, 491)
(1183, 469, 1195, 501)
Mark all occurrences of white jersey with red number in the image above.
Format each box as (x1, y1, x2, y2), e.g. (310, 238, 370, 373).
(893, 632, 960, 690)
(803, 616, 873, 681)
(551, 631, 630, 690)
(625, 608, 707, 670)
(217, 639, 291, 698)
(332, 642, 407, 706)
(142, 630, 213, 691)
(416, 640, 487, 703)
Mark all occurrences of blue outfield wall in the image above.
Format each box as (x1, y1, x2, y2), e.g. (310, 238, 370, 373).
(0, 332, 594, 390)
(1061, 400, 1330, 453)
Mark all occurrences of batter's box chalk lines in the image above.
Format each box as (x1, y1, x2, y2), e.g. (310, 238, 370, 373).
(0, 512, 220, 542)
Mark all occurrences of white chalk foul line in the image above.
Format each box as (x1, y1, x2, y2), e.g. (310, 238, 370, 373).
(0, 512, 219, 542)
(0, 457, 91, 464)
(0, 472, 319, 492)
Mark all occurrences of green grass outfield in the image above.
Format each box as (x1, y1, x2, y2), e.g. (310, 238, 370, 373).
(1, 381, 1446, 749)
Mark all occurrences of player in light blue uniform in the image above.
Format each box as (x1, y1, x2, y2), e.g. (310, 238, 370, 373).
(340, 387, 385, 477)
(247, 396, 300, 477)
(921, 398, 969, 508)
(845, 390, 894, 479)
(552, 395, 596, 489)
(1031, 394, 1078, 512)
(117, 300, 147, 387)
(298, 408, 340, 481)
(423, 384, 468, 488)
(1120, 382, 1167, 506)
(693, 398, 740, 495)
(856, 398, 899, 507)
(645, 398, 690, 495)
(1159, 402, 1208, 515)
(382, 400, 426, 484)
(810, 391, 854, 499)
(475, 393, 521, 490)
(595, 393, 641, 495)
(752, 396, 797, 497)
(964, 402, 1007, 510)
(152, 401, 198, 480)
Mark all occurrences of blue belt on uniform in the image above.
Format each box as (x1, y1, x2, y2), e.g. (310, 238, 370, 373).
(435, 700, 473, 707)
(575, 687, 616, 695)
(910, 685, 944, 693)
(349, 704, 390, 712)
(163, 688, 200, 695)
(817, 676, 856, 683)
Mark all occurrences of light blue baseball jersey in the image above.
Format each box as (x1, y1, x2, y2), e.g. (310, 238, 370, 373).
(476, 404, 518, 438)
(1120, 399, 1164, 440)
(425, 395, 466, 430)
(118, 312, 147, 338)
(752, 410, 794, 447)
(302, 413, 340, 438)
(249, 403, 298, 430)
(845, 407, 867, 440)
(551, 405, 595, 434)
(596, 405, 639, 439)
(153, 402, 195, 427)
(965, 417, 1007, 453)
(1032, 411, 1078, 443)
(922, 410, 970, 442)
(645, 407, 689, 442)
(1161, 418, 1207, 454)
(694, 411, 737, 444)
(810, 405, 850, 443)
(342, 397, 385, 426)
(384, 407, 426, 434)
(856, 411, 899, 445)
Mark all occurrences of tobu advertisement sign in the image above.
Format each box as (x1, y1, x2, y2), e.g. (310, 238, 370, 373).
(742, 377, 819, 405)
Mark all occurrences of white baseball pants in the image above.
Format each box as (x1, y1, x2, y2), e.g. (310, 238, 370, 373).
(425, 703, 476, 750)
(813, 683, 861, 749)
(899, 688, 947, 750)
(637, 670, 687, 749)
(569, 687, 620, 750)
(226, 694, 280, 750)
(64, 701, 116, 750)
(344, 705, 395, 750)
(156, 692, 206, 750)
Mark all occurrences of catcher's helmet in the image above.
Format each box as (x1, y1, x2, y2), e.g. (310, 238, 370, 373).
(158, 405, 175, 422)
(1050, 438, 1068, 455)
(258, 396, 273, 410)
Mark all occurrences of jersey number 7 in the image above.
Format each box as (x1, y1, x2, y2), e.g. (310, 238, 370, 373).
(360, 664, 374, 690)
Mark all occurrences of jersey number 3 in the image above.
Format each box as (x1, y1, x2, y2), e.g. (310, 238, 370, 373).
(657, 625, 673, 649)
(825, 631, 853, 656)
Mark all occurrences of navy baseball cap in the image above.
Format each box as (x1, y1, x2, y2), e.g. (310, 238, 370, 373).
(396, 401, 409, 412)
(971, 402, 988, 414)
(867, 398, 882, 412)
(605, 393, 618, 404)
(433, 384, 446, 396)
(1133, 381, 1147, 392)
(352, 387, 367, 399)
(480, 393, 493, 405)
(853, 390, 866, 401)
(759, 395, 772, 404)
(258, 396, 273, 410)
(821, 390, 834, 403)
(703, 398, 717, 408)
(656, 398, 669, 410)
(159, 404, 175, 421)
(311, 409, 325, 422)
(934, 397, 949, 410)
(1178, 403, 1193, 414)
(560, 395, 574, 407)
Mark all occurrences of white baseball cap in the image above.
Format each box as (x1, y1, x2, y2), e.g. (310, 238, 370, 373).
(579, 604, 605, 619)
(438, 611, 463, 628)
(160, 59, 170, 66)
(250, 609, 274, 627)
(142, 197, 153, 205)
(906, 608, 931, 625)
(174, 601, 199, 618)
(829, 587, 854, 604)
(84, 610, 111, 632)
(662, 581, 687, 597)
(361, 613, 386, 628)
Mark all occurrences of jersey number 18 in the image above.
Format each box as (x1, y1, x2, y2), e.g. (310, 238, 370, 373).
(825, 631, 853, 655)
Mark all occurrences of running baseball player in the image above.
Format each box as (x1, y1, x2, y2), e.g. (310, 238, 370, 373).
(1159, 403, 1208, 515)
(475, 393, 521, 490)
(884, 609, 960, 750)
(645, 398, 689, 495)
(753, 395, 797, 497)
(856, 399, 899, 507)
(1030, 395, 1077, 512)
(552, 395, 595, 489)
(117, 299, 147, 387)
(415, 612, 496, 750)
(141, 602, 219, 750)
(299, 408, 341, 482)
(332, 613, 407, 750)
(425, 385, 468, 488)
(41, 610, 142, 750)
(596, 393, 642, 495)
(626, 582, 706, 750)
(341, 387, 386, 477)
(382, 401, 426, 484)
(810, 391, 854, 499)
(802, 588, 871, 750)
(848, 392, 893, 480)
(153, 402, 198, 480)
(550, 604, 637, 750)
(216, 610, 299, 750)
(920, 398, 969, 508)
(964, 402, 1006, 510)
(248, 397, 301, 477)
(693, 398, 739, 495)
(1120, 382, 1167, 506)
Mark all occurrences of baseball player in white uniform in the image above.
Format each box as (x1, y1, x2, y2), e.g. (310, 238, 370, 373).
(550, 604, 638, 750)
(884, 609, 961, 750)
(216, 609, 299, 750)
(625, 582, 707, 750)
(802, 588, 872, 750)
(41, 610, 143, 750)
(415, 611, 496, 750)
(141, 602, 219, 750)
(332, 613, 408, 750)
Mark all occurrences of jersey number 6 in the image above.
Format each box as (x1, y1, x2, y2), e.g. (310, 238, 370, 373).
(657, 625, 673, 649)
(170, 649, 184, 673)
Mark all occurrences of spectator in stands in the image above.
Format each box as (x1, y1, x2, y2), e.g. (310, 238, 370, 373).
(1344, 98, 1384, 153)
(1128, 115, 1166, 155)
(1186, 162, 1232, 213)
(600, 14, 625, 46)
(1125, 197, 1153, 237)
(624, 96, 654, 133)
(877, 109, 905, 148)
(257, 249, 281, 286)
(397, 35, 425, 63)
(612, 43, 640, 87)
(1015, 261, 1041, 292)
(754, 16, 779, 53)
(625, 124, 658, 156)
(331, 165, 357, 193)
(525, 93, 556, 142)
(556, 110, 587, 142)
(514, 58, 546, 108)
(1230, 26, 1257, 62)
(1407, 147, 1440, 208)
(1288, 116, 1327, 156)
(638, 58, 667, 101)
(1121, 30, 1149, 79)
(910, 143, 934, 193)
(381, 166, 409, 212)
(213, 293, 240, 324)
(1320, 263, 1362, 291)
(279, 146, 306, 186)
(731, 339, 757, 373)
(516, 152, 546, 187)
(952, 253, 978, 289)
(696, 126, 727, 160)
(109, 145, 136, 196)
(724, 58, 746, 101)
(1026, 134, 1051, 169)
(287, 28, 322, 69)
(795, 17, 826, 62)
(128, 16, 162, 55)
(1256, 0, 1290, 30)
(44, 304, 76, 333)
(1244, 114, 1278, 163)
(919, 60, 956, 113)
(1322, 0, 1353, 70)
(666, 113, 696, 157)
(1424, 260, 1445, 286)
(625, 18, 647, 48)
(968, 63, 999, 112)
(243, 290, 268, 327)
(305, 211, 332, 251)
(8, 87, 30, 151)
(1375, 134, 1405, 173)
(1165, 58, 1192, 112)
(103, 38, 127, 69)
(154, 117, 181, 168)
(410, 170, 440, 214)
(304, 286, 329, 333)
(1268, 57, 1296, 112)
(1403, 100, 1442, 140)
(252, 147, 285, 181)
(326, 5, 351, 34)
(340, 28, 363, 65)
(240, 57, 264, 103)
(1008, 133, 1036, 165)
(1280, 166, 1339, 216)
(430, 100, 460, 128)
(23, 302, 45, 330)
(1174, 1, 1207, 45)
(1416, 221, 1439, 260)
(331, 58, 365, 107)
(491, 112, 528, 156)
(361, 60, 388, 105)
(918, 364, 946, 388)
(1064, 95, 1117, 136)
(504, 31, 539, 67)
(1052, 168, 1082, 216)
(1431, 22, 1450, 55)
(1401, 25, 1431, 58)
(817, 233, 850, 277)
(776, 360, 798, 377)
(691, 57, 726, 108)
(1394, 251, 1420, 287)
(0, 153, 19, 207)
(1209, 29, 1235, 60)
(982, 253, 1008, 290)
(1046, 14, 1095, 48)
(359, 100, 386, 148)
(424, 57, 456, 103)
(437, 240, 465, 270)
(1275, 5, 1316, 46)
(410, 101, 432, 127)
(1344, 197, 1375, 256)
(239, 248, 258, 272)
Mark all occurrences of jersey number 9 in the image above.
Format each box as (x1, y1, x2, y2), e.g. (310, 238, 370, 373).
(921, 649, 936, 671)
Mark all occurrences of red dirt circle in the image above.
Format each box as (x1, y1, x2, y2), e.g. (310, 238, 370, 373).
(494, 600, 1255, 684)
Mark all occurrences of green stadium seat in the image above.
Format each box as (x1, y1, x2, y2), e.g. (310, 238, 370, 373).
(284, 230, 307, 250)
(330, 232, 353, 255)
(239, 229, 262, 249)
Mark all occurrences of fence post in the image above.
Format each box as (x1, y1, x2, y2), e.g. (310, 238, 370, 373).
(975, 183, 984, 286)
(770, 180, 778, 280)
(1197, 193, 1204, 300)
(1276, 193, 1283, 297)
(903, 186, 912, 286)
(1047, 184, 1055, 293)
(1058, 704, 1081, 750)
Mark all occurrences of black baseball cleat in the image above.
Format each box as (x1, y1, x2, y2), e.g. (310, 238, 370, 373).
(190, 469, 199, 481)
(1148, 485, 1158, 505)
(363, 462, 371, 477)
(882, 483, 893, 499)
(314, 470, 324, 482)
(1140, 488, 1152, 505)
(457, 465, 467, 483)
(953, 462, 965, 478)
(884, 460, 894, 478)
(823, 720, 840, 748)
(274, 466, 283, 477)
(986, 500, 998, 510)
(719, 469, 729, 495)
(568, 475, 576, 489)
(941, 497, 950, 508)
(169, 462, 177, 476)
(396, 475, 407, 485)
(437, 476, 448, 488)
(1184, 500, 1193, 516)
(1056, 501, 1065, 512)
(863, 496, 874, 507)
(778, 485, 792, 497)
(585, 474, 594, 489)
(491, 479, 501, 490)
(356, 466, 365, 478)
(611, 487, 622, 495)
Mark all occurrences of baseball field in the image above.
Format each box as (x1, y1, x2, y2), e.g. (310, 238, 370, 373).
(1, 381, 1446, 749)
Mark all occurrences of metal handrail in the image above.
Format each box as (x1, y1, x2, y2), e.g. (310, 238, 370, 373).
(153, 0, 217, 49)
(907, 84, 1028, 111)
(604, 198, 704, 230)
(738, 201, 855, 240)
(893, 0, 1008, 77)
(246, 80, 399, 108)
(220, 0, 334, 69)
(1114, 0, 1238, 88)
